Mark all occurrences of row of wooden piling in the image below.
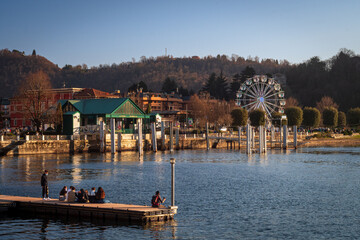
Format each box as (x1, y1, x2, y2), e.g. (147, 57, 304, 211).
(101, 119, 298, 155)
(204, 123, 299, 154)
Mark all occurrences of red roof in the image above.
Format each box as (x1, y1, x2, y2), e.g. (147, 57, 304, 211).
(73, 88, 117, 99)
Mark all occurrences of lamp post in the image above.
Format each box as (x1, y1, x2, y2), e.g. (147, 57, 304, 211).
(170, 157, 175, 206)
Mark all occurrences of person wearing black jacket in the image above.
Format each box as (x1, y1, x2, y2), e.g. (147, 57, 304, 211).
(77, 189, 89, 203)
(41, 170, 50, 200)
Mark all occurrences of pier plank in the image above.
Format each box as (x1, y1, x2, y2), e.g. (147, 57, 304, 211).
(0, 195, 175, 223)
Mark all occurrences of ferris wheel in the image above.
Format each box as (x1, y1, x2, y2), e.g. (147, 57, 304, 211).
(235, 75, 286, 117)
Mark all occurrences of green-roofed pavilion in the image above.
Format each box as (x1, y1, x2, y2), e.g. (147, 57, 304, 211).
(61, 98, 147, 134)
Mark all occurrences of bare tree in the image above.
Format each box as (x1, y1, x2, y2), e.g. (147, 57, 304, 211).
(316, 96, 339, 113)
(285, 97, 300, 108)
(189, 94, 209, 128)
(17, 71, 52, 131)
(190, 94, 233, 129)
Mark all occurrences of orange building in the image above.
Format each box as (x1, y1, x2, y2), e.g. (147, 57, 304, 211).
(128, 91, 187, 112)
(128, 91, 189, 122)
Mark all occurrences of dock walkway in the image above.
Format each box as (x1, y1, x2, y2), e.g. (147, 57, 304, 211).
(0, 195, 177, 223)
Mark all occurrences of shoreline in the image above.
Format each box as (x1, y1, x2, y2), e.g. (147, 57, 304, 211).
(299, 137, 360, 148)
(1, 136, 359, 156)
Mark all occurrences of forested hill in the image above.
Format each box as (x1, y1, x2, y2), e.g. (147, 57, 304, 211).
(0, 49, 59, 96)
(53, 54, 288, 95)
(0, 48, 359, 110)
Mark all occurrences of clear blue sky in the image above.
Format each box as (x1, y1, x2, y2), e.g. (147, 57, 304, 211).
(1, 0, 359, 67)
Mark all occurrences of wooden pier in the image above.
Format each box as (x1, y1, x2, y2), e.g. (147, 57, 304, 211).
(0, 195, 177, 224)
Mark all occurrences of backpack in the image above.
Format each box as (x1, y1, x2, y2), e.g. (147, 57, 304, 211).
(151, 195, 159, 207)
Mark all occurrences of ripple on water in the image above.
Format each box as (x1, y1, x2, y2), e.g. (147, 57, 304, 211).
(0, 148, 360, 239)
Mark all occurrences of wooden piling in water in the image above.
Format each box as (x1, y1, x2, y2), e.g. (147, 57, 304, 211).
(170, 122, 174, 152)
(206, 122, 210, 150)
(246, 124, 251, 154)
(283, 125, 288, 149)
(293, 125, 297, 149)
(100, 121, 105, 153)
(117, 132, 122, 152)
(138, 119, 143, 156)
(151, 122, 157, 152)
(110, 118, 115, 154)
(161, 121, 165, 151)
(270, 126, 275, 148)
(175, 128, 179, 150)
(237, 127, 241, 150)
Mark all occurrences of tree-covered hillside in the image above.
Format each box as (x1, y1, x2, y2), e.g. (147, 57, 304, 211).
(0, 48, 359, 111)
(0, 49, 59, 96)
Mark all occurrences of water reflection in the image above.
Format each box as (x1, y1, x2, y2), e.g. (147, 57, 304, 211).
(0, 213, 179, 239)
(144, 220, 178, 239)
(40, 218, 49, 234)
(259, 154, 268, 166)
(1, 148, 360, 239)
(70, 154, 83, 184)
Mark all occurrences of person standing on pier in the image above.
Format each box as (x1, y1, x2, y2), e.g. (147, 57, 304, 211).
(41, 170, 50, 200)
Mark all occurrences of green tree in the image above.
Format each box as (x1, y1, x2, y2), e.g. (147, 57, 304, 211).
(322, 107, 338, 128)
(214, 71, 229, 100)
(285, 107, 303, 127)
(32, 49, 36, 56)
(240, 66, 256, 82)
(249, 109, 266, 127)
(128, 81, 148, 92)
(178, 86, 189, 96)
(302, 107, 321, 128)
(145, 104, 152, 114)
(231, 108, 248, 126)
(230, 73, 241, 99)
(161, 77, 177, 93)
(271, 112, 284, 127)
(347, 108, 360, 127)
(337, 111, 346, 128)
(203, 73, 217, 97)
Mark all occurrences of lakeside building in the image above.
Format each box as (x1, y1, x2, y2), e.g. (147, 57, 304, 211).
(128, 90, 189, 122)
(10, 88, 84, 128)
(60, 98, 147, 134)
(9, 87, 122, 129)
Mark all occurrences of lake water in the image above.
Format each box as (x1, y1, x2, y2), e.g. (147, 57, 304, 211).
(1, 148, 360, 239)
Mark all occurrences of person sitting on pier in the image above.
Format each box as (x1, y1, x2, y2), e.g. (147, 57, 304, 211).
(89, 187, 96, 203)
(67, 186, 77, 203)
(59, 186, 67, 201)
(77, 189, 89, 203)
(151, 191, 166, 208)
(95, 187, 106, 203)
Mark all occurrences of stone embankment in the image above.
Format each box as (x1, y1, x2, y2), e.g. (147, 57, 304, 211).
(1, 133, 358, 156)
(0, 137, 232, 156)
